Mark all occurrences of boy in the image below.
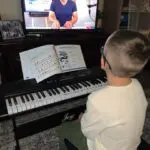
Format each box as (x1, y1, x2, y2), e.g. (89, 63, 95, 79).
(81, 30, 150, 150)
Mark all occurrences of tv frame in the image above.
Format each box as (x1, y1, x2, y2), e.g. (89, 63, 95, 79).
(21, 0, 100, 36)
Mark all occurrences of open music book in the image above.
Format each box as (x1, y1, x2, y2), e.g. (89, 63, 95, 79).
(19, 45, 86, 83)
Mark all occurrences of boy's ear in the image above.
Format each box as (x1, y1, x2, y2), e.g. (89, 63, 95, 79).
(101, 57, 105, 70)
(101, 57, 109, 70)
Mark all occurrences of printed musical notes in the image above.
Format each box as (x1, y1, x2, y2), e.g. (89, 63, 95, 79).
(20, 44, 86, 83)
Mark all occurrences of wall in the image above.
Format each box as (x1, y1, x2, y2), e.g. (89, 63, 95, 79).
(103, 0, 123, 33)
(0, 0, 22, 20)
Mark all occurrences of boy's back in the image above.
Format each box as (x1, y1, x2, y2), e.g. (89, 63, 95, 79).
(81, 30, 150, 150)
(81, 79, 148, 150)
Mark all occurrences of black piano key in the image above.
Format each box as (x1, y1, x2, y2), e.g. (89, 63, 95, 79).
(29, 94, 34, 101)
(84, 81, 90, 86)
(8, 98, 12, 106)
(76, 83, 82, 89)
(47, 90, 52, 96)
(51, 89, 56, 95)
(69, 85, 73, 90)
(89, 79, 95, 85)
(13, 97, 18, 105)
(84, 81, 91, 86)
(64, 86, 69, 92)
(96, 79, 101, 84)
(73, 84, 79, 89)
(83, 81, 88, 87)
(36, 92, 41, 99)
(63, 86, 68, 92)
(40, 91, 46, 98)
(93, 79, 99, 84)
(54, 88, 60, 94)
(53, 89, 58, 95)
(25, 95, 30, 101)
(70, 85, 76, 90)
(21, 95, 25, 103)
(60, 87, 66, 93)
(80, 82, 87, 87)
(73, 84, 77, 90)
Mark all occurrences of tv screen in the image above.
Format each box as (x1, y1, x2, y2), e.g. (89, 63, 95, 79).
(21, 0, 99, 31)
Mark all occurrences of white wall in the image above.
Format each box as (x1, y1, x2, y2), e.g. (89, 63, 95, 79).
(0, 0, 23, 20)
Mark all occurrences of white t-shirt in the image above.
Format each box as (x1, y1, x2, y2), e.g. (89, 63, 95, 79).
(81, 79, 148, 150)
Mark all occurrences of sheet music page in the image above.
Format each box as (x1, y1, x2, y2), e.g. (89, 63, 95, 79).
(20, 48, 38, 80)
(20, 45, 61, 83)
(55, 45, 87, 72)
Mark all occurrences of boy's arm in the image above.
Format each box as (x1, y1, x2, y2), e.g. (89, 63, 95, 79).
(81, 96, 106, 140)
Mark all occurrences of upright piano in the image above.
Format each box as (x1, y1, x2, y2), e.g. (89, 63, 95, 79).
(0, 67, 106, 149)
(0, 34, 107, 149)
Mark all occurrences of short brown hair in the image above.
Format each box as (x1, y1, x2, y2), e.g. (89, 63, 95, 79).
(104, 30, 150, 77)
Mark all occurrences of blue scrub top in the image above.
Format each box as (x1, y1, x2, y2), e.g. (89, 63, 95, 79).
(50, 0, 77, 26)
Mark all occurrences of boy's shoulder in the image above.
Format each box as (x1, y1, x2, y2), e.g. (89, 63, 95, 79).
(88, 86, 111, 105)
(88, 78, 142, 106)
(86, 86, 116, 114)
(89, 86, 111, 99)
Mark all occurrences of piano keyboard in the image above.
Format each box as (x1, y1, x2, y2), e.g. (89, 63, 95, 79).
(5, 78, 105, 115)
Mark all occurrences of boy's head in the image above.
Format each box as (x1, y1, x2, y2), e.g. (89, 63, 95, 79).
(101, 30, 150, 77)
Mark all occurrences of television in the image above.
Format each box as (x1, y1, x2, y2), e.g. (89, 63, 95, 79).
(21, 0, 99, 34)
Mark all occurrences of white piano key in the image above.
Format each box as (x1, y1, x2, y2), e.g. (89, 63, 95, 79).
(66, 85, 73, 92)
(44, 91, 54, 104)
(20, 96, 27, 111)
(76, 84, 85, 95)
(23, 95, 31, 110)
(43, 91, 51, 104)
(78, 83, 86, 90)
(32, 93, 42, 107)
(87, 81, 97, 91)
(52, 89, 61, 102)
(15, 97, 22, 112)
(30, 93, 38, 108)
(48, 90, 56, 103)
(41, 91, 48, 105)
(45, 90, 57, 104)
(85, 81, 93, 88)
(37, 92, 46, 106)
(94, 79, 101, 88)
(66, 85, 79, 97)
(43, 91, 49, 98)
(56, 88, 65, 101)
(6, 99, 13, 114)
(11, 98, 18, 114)
(40, 91, 47, 105)
(60, 86, 70, 99)
(97, 79, 106, 86)
(27, 94, 35, 109)
(17, 96, 26, 111)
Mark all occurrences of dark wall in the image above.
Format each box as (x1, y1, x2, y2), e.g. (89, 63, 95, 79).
(103, 0, 123, 33)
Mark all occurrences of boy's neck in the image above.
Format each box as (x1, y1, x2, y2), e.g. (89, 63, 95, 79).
(106, 72, 132, 87)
